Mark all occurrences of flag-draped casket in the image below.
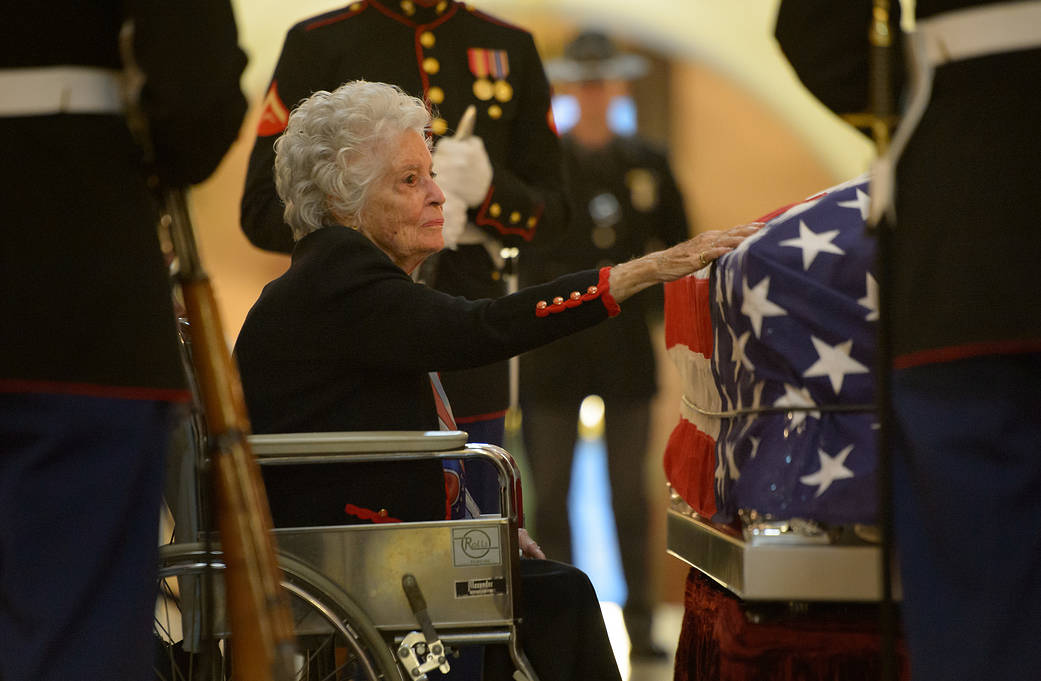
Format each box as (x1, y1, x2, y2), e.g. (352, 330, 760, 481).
(664, 175, 879, 527)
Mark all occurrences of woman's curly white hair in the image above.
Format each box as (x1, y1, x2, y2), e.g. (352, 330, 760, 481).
(273, 80, 432, 240)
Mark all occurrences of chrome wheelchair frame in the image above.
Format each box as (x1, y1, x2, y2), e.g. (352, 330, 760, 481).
(154, 429, 540, 681)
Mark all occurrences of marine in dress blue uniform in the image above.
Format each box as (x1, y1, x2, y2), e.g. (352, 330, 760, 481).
(0, 3, 247, 680)
(777, 3, 1041, 679)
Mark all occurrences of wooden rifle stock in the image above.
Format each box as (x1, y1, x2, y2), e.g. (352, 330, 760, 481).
(164, 190, 297, 681)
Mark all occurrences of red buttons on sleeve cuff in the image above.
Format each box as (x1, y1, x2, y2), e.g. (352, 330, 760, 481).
(534, 268, 619, 318)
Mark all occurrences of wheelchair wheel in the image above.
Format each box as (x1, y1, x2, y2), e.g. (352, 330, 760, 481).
(153, 542, 403, 681)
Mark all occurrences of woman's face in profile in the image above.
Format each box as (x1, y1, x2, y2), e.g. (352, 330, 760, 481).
(359, 129, 446, 274)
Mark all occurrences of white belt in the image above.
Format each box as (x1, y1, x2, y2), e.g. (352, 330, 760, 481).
(869, 0, 1041, 226)
(452, 221, 507, 269)
(919, 0, 1041, 66)
(0, 66, 125, 117)
(455, 221, 489, 246)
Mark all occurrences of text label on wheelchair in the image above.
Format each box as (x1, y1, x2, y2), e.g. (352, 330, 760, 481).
(451, 527, 502, 566)
(455, 577, 507, 598)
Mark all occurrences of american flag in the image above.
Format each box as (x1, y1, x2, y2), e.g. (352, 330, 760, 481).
(664, 175, 879, 525)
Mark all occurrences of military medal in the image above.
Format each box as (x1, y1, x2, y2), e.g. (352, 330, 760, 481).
(468, 48, 494, 100)
(473, 78, 493, 101)
(489, 50, 512, 102)
(494, 79, 512, 103)
(468, 48, 511, 104)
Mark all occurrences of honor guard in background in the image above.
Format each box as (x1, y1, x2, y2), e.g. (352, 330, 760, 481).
(778, 2, 1041, 680)
(241, 0, 568, 463)
(519, 30, 690, 661)
(0, 3, 247, 680)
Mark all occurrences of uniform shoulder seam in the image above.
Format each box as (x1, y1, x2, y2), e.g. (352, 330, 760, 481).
(302, 2, 368, 31)
(465, 6, 532, 36)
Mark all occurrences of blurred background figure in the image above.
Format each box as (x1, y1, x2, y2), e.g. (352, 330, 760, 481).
(519, 29, 691, 661)
(0, 3, 247, 680)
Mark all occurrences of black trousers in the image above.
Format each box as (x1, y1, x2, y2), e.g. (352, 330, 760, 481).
(483, 558, 621, 681)
(522, 397, 656, 646)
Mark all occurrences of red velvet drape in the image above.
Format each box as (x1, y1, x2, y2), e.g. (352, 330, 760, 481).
(674, 569, 910, 681)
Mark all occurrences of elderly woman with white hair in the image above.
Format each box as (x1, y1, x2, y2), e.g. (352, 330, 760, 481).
(237, 79, 752, 439)
(234, 80, 756, 681)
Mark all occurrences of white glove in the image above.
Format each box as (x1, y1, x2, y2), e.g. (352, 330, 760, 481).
(440, 191, 467, 250)
(432, 135, 493, 208)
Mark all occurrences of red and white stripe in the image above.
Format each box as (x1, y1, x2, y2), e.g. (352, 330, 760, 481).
(662, 268, 721, 518)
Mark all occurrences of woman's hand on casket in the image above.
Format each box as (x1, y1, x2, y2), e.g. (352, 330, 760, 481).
(609, 222, 763, 302)
(662, 222, 763, 280)
(518, 527, 546, 559)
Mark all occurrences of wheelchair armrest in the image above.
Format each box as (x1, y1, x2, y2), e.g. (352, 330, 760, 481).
(249, 430, 468, 455)
(247, 431, 525, 526)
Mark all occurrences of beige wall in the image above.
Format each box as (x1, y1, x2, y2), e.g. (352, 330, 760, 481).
(190, 106, 289, 346)
(670, 60, 839, 234)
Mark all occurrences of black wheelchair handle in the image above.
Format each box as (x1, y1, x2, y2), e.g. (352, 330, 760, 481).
(402, 573, 439, 644)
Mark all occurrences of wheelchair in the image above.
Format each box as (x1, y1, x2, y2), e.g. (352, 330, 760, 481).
(154, 426, 540, 681)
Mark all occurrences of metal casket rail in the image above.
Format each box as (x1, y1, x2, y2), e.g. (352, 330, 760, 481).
(666, 496, 900, 602)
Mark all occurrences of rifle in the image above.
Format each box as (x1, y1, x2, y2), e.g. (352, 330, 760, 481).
(164, 190, 298, 681)
(863, 3, 900, 680)
(119, 21, 297, 680)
